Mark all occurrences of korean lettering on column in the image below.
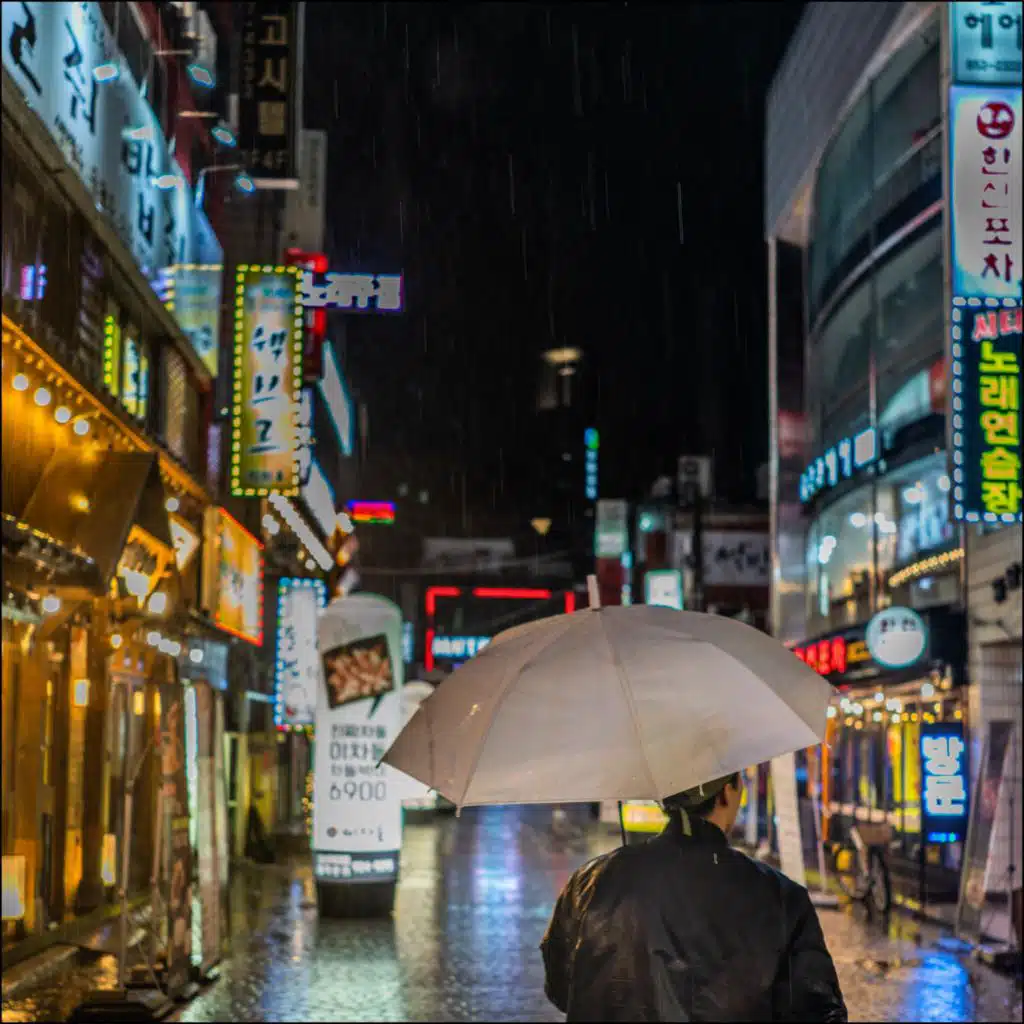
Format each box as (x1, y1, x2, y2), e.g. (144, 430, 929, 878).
(974, 308, 1022, 517)
(248, 295, 290, 487)
(922, 730, 967, 833)
(979, 133, 1016, 288)
(326, 723, 389, 841)
(242, 6, 294, 178)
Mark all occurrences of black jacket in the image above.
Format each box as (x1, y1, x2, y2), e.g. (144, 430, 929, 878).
(541, 815, 848, 1022)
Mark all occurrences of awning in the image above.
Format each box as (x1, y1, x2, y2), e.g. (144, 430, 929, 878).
(18, 449, 177, 595)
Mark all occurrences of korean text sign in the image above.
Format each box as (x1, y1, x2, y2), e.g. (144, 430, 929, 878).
(238, 2, 298, 186)
(170, 266, 223, 378)
(1, 3, 221, 334)
(949, 85, 1023, 299)
(950, 305, 1022, 521)
(950, 2, 1023, 87)
(920, 721, 970, 844)
(313, 596, 404, 885)
(275, 577, 326, 730)
(204, 507, 264, 646)
(231, 265, 304, 496)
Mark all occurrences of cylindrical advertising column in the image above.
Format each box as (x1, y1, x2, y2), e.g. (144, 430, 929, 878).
(314, 594, 404, 918)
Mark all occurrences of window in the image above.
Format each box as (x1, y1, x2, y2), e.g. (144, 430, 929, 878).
(878, 451, 954, 570)
(121, 325, 150, 422)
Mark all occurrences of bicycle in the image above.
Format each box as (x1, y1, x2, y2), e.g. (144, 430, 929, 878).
(825, 818, 893, 917)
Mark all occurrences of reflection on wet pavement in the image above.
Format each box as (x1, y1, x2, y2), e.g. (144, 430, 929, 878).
(3, 806, 1022, 1022)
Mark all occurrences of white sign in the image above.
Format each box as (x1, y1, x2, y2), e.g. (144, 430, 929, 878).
(644, 569, 683, 610)
(596, 499, 629, 558)
(770, 751, 807, 888)
(677, 455, 713, 502)
(673, 531, 771, 587)
(275, 578, 326, 729)
(1, 2, 222, 316)
(319, 342, 354, 456)
(313, 595, 404, 884)
(301, 271, 404, 312)
(949, 84, 1023, 298)
(283, 130, 327, 254)
(865, 606, 928, 669)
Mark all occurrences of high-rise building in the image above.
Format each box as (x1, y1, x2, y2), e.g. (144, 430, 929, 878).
(766, 1, 1021, 931)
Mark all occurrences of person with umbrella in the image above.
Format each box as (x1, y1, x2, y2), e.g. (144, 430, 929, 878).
(383, 589, 849, 1021)
(540, 771, 847, 1022)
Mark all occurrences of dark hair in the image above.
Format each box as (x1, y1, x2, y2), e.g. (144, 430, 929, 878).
(666, 772, 742, 820)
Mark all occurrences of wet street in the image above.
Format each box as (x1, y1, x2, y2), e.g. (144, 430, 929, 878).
(3, 806, 1022, 1023)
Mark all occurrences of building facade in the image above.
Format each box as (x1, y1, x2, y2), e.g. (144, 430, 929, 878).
(767, 0, 1022, 916)
(1, 0, 240, 963)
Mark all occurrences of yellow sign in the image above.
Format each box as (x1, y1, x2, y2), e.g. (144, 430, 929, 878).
(231, 265, 304, 497)
(168, 514, 200, 572)
(205, 508, 264, 645)
(116, 525, 174, 601)
(621, 800, 669, 834)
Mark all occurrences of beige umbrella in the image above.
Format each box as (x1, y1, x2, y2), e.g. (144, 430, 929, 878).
(383, 598, 832, 809)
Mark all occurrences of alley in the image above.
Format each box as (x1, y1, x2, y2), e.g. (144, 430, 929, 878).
(3, 807, 1022, 1023)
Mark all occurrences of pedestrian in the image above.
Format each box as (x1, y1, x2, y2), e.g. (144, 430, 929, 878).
(541, 772, 848, 1022)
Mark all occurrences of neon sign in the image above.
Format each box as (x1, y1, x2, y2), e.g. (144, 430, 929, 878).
(920, 721, 969, 844)
(347, 501, 395, 525)
(799, 428, 878, 505)
(950, 303, 1022, 522)
(430, 635, 491, 660)
(300, 271, 403, 312)
(584, 427, 599, 500)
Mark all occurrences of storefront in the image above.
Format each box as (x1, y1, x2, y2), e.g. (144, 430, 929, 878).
(792, 603, 967, 901)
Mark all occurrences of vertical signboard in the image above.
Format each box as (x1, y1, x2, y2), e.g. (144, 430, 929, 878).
(313, 595, 404, 890)
(159, 683, 193, 996)
(203, 507, 265, 645)
(283, 130, 327, 253)
(584, 427, 599, 500)
(771, 751, 807, 888)
(947, 3, 1024, 524)
(920, 720, 970, 843)
(238, 2, 299, 189)
(275, 577, 327, 730)
(285, 250, 329, 382)
(168, 265, 224, 378)
(231, 264, 304, 496)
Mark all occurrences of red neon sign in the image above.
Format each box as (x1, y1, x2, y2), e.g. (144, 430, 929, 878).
(792, 637, 847, 677)
(284, 249, 329, 382)
(347, 501, 395, 525)
(423, 585, 576, 670)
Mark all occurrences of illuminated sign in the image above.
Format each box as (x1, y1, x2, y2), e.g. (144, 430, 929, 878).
(865, 606, 928, 668)
(950, 3, 1023, 90)
(950, 304, 1022, 522)
(303, 461, 337, 539)
(320, 342, 355, 456)
(423, 585, 576, 671)
(275, 577, 327, 730)
(284, 249, 328, 381)
(596, 499, 629, 558)
(799, 428, 878, 505)
(920, 721, 969, 844)
(949, 85, 1023, 299)
(645, 569, 683, 610)
(792, 635, 871, 679)
(347, 501, 395, 525)
(231, 264, 304, 497)
(584, 427, 599, 500)
(203, 508, 264, 646)
(116, 525, 174, 602)
(300, 271, 404, 312)
(430, 635, 491, 660)
(167, 264, 223, 377)
(168, 514, 200, 573)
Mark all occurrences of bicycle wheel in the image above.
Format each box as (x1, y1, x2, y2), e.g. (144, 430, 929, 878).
(831, 843, 867, 901)
(867, 849, 892, 916)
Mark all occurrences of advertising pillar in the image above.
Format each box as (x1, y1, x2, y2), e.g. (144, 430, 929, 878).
(313, 594, 404, 917)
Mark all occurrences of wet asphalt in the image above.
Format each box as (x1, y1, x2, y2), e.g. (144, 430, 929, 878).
(3, 805, 1021, 1023)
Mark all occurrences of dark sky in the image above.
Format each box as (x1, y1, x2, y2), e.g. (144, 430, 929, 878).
(305, 2, 805, 519)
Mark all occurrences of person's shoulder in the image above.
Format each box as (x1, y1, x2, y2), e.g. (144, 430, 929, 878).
(727, 847, 814, 906)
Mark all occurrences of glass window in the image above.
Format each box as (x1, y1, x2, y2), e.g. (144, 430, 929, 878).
(807, 485, 874, 634)
(811, 277, 872, 451)
(878, 451, 954, 571)
(876, 228, 944, 414)
(871, 37, 940, 189)
(810, 91, 872, 310)
(121, 326, 150, 421)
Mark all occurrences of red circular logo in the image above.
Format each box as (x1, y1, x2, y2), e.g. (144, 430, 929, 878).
(977, 101, 1015, 140)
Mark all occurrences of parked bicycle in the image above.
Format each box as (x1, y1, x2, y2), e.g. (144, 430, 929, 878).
(824, 817, 893, 916)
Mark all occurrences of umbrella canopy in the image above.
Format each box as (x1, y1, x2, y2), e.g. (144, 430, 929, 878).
(383, 605, 833, 808)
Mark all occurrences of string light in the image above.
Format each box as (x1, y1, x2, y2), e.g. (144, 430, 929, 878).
(12, 373, 29, 391)
(34, 386, 51, 406)
(55, 406, 72, 424)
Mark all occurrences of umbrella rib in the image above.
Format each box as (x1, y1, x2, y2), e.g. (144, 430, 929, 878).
(455, 612, 579, 808)
(598, 612, 659, 800)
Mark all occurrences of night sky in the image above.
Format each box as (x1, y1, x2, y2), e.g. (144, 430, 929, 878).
(305, 2, 805, 523)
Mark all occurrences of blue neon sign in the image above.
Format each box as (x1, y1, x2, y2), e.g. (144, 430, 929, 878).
(920, 721, 969, 844)
(799, 428, 878, 505)
(430, 635, 491, 660)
